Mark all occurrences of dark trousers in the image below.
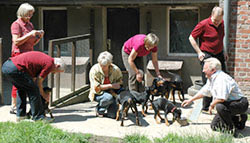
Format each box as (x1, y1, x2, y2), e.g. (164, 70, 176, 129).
(121, 46, 144, 92)
(2, 59, 45, 120)
(211, 97, 249, 131)
(201, 51, 226, 110)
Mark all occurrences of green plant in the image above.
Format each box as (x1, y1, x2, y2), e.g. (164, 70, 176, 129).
(124, 133, 152, 143)
(153, 133, 233, 143)
(0, 121, 91, 143)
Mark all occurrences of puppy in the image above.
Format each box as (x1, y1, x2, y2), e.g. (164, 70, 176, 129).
(27, 87, 54, 118)
(116, 91, 140, 126)
(152, 98, 182, 126)
(150, 77, 169, 101)
(167, 72, 185, 104)
(129, 87, 151, 117)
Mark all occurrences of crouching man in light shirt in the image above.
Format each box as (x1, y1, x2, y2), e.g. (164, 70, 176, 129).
(182, 57, 248, 135)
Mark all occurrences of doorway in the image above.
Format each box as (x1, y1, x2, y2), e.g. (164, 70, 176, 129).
(107, 8, 139, 70)
(42, 9, 67, 51)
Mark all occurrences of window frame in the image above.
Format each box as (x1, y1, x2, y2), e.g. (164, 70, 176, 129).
(167, 6, 200, 57)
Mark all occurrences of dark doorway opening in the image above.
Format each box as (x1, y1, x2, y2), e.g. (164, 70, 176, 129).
(43, 10, 67, 51)
(107, 8, 139, 70)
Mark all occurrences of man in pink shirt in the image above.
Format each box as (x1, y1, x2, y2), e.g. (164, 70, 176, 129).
(2, 51, 65, 122)
(189, 6, 229, 112)
(10, 3, 44, 114)
(122, 33, 162, 92)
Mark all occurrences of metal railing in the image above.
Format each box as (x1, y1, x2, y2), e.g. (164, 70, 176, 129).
(48, 34, 92, 106)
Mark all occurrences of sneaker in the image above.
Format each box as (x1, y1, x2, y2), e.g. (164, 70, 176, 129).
(10, 107, 17, 114)
(95, 107, 104, 118)
(201, 109, 210, 114)
(16, 116, 29, 122)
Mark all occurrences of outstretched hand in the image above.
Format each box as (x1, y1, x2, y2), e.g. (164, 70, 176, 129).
(181, 100, 192, 107)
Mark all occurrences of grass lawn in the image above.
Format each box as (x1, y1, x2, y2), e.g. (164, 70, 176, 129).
(0, 121, 235, 143)
(0, 121, 91, 143)
(248, 114, 250, 121)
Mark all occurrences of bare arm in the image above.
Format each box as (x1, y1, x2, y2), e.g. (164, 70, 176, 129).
(95, 83, 121, 93)
(181, 93, 204, 107)
(37, 76, 48, 102)
(128, 49, 143, 82)
(209, 98, 224, 114)
(128, 49, 139, 74)
(12, 30, 38, 46)
(151, 52, 161, 77)
(189, 35, 205, 61)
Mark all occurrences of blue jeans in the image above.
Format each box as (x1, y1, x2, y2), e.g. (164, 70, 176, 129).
(2, 59, 45, 120)
(94, 92, 117, 118)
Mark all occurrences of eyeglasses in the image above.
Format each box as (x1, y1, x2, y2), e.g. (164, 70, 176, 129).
(24, 11, 34, 18)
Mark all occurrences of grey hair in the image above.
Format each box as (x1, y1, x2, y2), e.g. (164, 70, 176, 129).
(211, 6, 223, 16)
(17, 3, 35, 18)
(204, 57, 222, 71)
(144, 33, 159, 46)
(97, 51, 113, 66)
(54, 58, 66, 71)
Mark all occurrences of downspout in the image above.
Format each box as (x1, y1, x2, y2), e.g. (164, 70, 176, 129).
(223, 0, 230, 71)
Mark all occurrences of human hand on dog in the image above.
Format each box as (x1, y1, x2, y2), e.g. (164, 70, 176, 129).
(136, 72, 143, 82)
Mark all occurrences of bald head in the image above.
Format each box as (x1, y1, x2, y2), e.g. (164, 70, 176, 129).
(211, 6, 223, 27)
(211, 6, 224, 16)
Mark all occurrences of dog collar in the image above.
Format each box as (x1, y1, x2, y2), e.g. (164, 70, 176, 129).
(171, 107, 177, 113)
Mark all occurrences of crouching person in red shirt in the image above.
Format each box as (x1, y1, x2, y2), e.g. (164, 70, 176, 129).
(2, 51, 65, 122)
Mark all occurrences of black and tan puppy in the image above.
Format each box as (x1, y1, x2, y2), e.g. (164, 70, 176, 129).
(129, 87, 151, 117)
(167, 71, 185, 104)
(116, 91, 140, 126)
(150, 77, 170, 101)
(152, 98, 182, 126)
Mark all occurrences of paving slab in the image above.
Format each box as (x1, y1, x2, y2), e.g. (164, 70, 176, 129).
(0, 95, 249, 143)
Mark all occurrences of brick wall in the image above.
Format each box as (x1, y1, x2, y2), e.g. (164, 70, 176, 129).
(226, 0, 250, 97)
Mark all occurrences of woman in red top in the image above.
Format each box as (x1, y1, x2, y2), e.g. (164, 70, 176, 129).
(10, 3, 44, 114)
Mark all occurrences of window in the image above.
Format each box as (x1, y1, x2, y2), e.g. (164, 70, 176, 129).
(168, 7, 199, 55)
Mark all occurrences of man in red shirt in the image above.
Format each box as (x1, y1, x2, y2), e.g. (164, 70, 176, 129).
(2, 51, 65, 122)
(189, 6, 228, 111)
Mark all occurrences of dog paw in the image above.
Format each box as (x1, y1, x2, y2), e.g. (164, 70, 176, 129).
(156, 120, 161, 124)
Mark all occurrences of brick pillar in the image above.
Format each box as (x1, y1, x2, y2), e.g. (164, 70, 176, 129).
(227, 0, 250, 97)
